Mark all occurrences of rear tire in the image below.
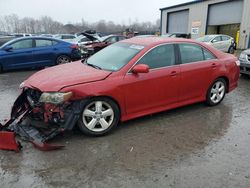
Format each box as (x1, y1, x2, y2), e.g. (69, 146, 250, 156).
(56, 55, 71, 65)
(228, 46, 234, 54)
(0, 64, 3, 73)
(206, 78, 227, 106)
(77, 97, 120, 136)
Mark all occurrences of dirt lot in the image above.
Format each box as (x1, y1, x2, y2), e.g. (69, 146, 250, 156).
(0, 69, 250, 188)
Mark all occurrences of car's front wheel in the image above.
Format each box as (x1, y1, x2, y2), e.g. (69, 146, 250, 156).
(78, 97, 120, 136)
(206, 78, 227, 106)
(56, 55, 71, 65)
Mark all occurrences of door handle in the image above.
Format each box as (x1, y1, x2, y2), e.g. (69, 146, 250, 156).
(211, 63, 217, 68)
(170, 71, 177, 77)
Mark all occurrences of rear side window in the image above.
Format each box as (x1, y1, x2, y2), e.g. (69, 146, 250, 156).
(36, 39, 53, 47)
(222, 36, 230, 41)
(10, 39, 33, 49)
(137, 44, 175, 69)
(179, 43, 215, 64)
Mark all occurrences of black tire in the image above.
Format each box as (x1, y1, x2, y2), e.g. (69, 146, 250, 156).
(206, 78, 227, 106)
(77, 97, 120, 136)
(228, 46, 234, 54)
(241, 73, 250, 78)
(56, 55, 71, 65)
(0, 64, 2, 73)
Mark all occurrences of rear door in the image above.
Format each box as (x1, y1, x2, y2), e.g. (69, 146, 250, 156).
(123, 44, 181, 114)
(33, 39, 57, 66)
(178, 43, 217, 102)
(2, 38, 34, 70)
(211, 36, 224, 51)
(221, 35, 231, 52)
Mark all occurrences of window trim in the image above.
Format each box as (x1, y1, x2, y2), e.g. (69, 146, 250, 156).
(35, 39, 55, 48)
(127, 43, 179, 74)
(176, 42, 217, 65)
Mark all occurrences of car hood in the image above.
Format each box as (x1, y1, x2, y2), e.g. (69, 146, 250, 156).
(24, 61, 112, 92)
(81, 33, 102, 42)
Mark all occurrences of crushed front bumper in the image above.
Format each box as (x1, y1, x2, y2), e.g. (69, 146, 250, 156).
(0, 88, 84, 151)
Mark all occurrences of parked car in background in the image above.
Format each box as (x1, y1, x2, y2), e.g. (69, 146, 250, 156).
(82, 33, 126, 57)
(12, 33, 32, 37)
(16, 37, 240, 136)
(0, 37, 81, 72)
(71, 35, 93, 46)
(239, 49, 250, 76)
(161, 33, 191, 39)
(196, 34, 235, 54)
(40, 34, 53, 38)
(54, 34, 77, 42)
(0, 36, 16, 46)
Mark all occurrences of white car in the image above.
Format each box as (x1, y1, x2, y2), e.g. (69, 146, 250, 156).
(196, 34, 235, 54)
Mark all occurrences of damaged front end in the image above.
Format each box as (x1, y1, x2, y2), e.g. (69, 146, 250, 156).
(0, 87, 83, 151)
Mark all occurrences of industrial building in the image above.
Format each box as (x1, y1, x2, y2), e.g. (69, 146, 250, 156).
(160, 0, 250, 49)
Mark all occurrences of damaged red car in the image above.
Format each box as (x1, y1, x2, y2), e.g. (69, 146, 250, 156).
(4, 37, 240, 139)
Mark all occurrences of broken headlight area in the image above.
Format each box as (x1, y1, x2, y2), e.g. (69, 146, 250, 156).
(0, 88, 83, 151)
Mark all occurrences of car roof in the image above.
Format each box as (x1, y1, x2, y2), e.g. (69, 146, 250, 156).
(121, 36, 196, 46)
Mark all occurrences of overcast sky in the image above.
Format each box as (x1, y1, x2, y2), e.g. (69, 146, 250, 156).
(0, 0, 191, 24)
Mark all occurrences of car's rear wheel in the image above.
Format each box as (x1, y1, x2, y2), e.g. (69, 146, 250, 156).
(78, 97, 120, 136)
(228, 46, 234, 54)
(56, 55, 71, 65)
(0, 64, 2, 73)
(206, 78, 227, 106)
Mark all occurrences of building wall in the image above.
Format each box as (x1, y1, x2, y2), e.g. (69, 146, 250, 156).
(239, 0, 250, 49)
(160, 0, 249, 49)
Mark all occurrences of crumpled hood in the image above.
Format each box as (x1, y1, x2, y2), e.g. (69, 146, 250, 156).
(24, 61, 112, 92)
(242, 49, 250, 55)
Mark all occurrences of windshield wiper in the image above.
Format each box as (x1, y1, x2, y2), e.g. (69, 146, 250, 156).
(84, 59, 102, 70)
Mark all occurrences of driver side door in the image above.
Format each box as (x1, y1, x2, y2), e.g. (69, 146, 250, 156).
(123, 44, 180, 115)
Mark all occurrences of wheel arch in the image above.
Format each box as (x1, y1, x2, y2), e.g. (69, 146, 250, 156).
(214, 76, 229, 93)
(87, 95, 122, 118)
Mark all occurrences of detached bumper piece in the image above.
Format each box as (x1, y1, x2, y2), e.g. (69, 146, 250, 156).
(0, 89, 82, 152)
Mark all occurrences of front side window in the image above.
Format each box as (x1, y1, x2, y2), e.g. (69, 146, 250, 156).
(105, 37, 117, 43)
(137, 44, 175, 69)
(36, 39, 53, 47)
(179, 43, 215, 64)
(10, 39, 33, 49)
(213, 36, 222, 43)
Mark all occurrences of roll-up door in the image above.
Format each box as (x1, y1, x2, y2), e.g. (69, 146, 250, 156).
(167, 10, 189, 33)
(208, 1, 243, 26)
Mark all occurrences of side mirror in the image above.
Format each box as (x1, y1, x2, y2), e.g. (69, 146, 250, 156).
(3, 45, 13, 51)
(132, 64, 149, 74)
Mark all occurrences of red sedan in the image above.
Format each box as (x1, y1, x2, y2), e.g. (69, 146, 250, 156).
(17, 37, 239, 136)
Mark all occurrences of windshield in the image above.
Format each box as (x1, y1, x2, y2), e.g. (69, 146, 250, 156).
(196, 36, 214, 42)
(86, 42, 144, 71)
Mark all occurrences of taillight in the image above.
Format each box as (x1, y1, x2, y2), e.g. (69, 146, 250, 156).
(235, 60, 240, 66)
(70, 44, 78, 49)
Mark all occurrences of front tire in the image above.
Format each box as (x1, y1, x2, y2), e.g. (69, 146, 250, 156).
(77, 97, 120, 136)
(206, 78, 227, 106)
(56, 55, 71, 65)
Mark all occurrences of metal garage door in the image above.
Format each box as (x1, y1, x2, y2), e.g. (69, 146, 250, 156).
(167, 10, 189, 33)
(208, 1, 243, 26)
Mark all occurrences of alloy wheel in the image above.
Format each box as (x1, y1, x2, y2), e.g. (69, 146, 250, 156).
(82, 101, 114, 132)
(210, 81, 225, 104)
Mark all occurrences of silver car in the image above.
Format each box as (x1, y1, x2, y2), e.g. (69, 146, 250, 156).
(196, 34, 235, 54)
(239, 49, 250, 76)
